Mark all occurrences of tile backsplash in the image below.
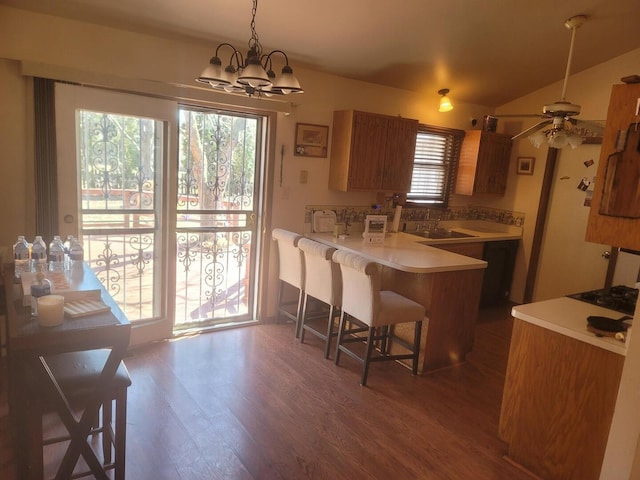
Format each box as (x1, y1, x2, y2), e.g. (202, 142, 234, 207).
(304, 204, 525, 234)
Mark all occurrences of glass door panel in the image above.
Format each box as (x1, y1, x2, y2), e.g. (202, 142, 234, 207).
(175, 108, 261, 330)
(55, 84, 177, 344)
(78, 111, 162, 323)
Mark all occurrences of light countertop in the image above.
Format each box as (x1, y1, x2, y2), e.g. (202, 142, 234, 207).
(307, 232, 487, 274)
(403, 220, 523, 245)
(512, 297, 634, 356)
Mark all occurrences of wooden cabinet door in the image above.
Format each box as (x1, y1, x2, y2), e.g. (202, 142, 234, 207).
(474, 132, 512, 194)
(347, 112, 388, 190)
(432, 242, 484, 259)
(586, 83, 640, 250)
(382, 117, 419, 192)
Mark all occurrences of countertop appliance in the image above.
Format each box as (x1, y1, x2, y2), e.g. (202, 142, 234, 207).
(312, 210, 337, 233)
(567, 285, 638, 316)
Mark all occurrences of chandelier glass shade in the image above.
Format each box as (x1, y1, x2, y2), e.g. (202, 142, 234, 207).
(196, 0, 303, 97)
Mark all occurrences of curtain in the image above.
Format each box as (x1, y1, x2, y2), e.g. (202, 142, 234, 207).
(33, 77, 59, 241)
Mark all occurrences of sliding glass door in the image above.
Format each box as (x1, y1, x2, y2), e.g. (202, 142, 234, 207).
(55, 84, 265, 345)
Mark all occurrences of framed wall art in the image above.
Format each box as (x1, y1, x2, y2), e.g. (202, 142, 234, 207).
(517, 156, 535, 175)
(294, 123, 329, 158)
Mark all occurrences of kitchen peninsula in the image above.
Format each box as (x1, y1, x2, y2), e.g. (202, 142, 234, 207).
(309, 230, 499, 372)
(499, 297, 631, 480)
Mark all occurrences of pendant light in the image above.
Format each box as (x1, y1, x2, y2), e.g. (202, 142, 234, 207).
(438, 89, 453, 112)
(196, 0, 303, 97)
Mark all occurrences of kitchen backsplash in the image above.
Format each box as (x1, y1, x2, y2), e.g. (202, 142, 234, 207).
(304, 204, 525, 234)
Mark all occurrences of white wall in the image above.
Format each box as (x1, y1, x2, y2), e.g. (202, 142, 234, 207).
(492, 48, 640, 302)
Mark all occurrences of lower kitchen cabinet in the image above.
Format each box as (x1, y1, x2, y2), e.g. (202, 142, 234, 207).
(500, 319, 624, 480)
(480, 240, 518, 307)
(434, 240, 518, 306)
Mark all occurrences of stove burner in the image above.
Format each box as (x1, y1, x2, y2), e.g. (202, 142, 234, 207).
(567, 285, 638, 316)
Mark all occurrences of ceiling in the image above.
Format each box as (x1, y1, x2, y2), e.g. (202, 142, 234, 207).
(3, 0, 640, 107)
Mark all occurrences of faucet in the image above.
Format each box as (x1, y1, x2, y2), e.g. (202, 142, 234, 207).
(342, 208, 354, 235)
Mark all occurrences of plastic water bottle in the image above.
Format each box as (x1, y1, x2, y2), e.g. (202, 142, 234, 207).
(30, 236, 47, 272)
(13, 235, 30, 279)
(69, 237, 85, 267)
(30, 266, 52, 317)
(48, 235, 65, 271)
(63, 235, 74, 269)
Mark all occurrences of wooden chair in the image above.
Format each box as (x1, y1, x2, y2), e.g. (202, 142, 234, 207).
(26, 349, 131, 480)
(297, 238, 342, 359)
(332, 250, 425, 386)
(272, 229, 305, 337)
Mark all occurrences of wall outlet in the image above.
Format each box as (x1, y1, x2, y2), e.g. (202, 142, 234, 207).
(299, 170, 308, 184)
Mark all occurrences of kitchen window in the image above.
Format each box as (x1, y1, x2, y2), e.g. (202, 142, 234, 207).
(406, 125, 465, 207)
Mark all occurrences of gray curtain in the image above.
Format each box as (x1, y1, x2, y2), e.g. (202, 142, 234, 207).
(33, 77, 59, 243)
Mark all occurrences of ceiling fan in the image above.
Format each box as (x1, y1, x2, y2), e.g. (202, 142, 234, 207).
(496, 15, 604, 149)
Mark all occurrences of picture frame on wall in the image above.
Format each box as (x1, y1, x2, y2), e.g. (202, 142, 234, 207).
(517, 156, 535, 175)
(294, 123, 329, 158)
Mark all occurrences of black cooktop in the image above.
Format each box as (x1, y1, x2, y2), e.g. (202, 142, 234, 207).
(567, 285, 638, 316)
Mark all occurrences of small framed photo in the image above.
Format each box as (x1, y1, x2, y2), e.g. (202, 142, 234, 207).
(517, 156, 535, 175)
(363, 215, 387, 245)
(294, 123, 329, 158)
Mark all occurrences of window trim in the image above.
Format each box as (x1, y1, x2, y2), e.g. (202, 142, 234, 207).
(405, 124, 465, 208)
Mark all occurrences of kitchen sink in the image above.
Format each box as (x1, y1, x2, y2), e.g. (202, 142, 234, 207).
(410, 229, 478, 240)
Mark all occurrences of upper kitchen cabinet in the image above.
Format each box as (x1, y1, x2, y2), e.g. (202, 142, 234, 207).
(586, 83, 640, 250)
(328, 110, 418, 192)
(455, 131, 512, 195)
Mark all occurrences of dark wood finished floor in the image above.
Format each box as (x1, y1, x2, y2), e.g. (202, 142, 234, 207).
(0, 304, 535, 479)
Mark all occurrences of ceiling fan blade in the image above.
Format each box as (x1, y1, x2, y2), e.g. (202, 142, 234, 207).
(511, 120, 553, 140)
(493, 113, 547, 118)
(568, 118, 606, 135)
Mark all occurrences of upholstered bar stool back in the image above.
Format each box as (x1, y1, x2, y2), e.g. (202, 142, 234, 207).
(272, 228, 305, 337)
(332, 250, 425, 385)
(297, 238, 342, 358)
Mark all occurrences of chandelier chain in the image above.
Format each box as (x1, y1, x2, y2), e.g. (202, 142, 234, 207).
(249, 0, 262, 54)
(196, 0, 303, 97)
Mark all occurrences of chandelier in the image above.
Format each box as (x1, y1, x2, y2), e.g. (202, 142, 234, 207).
(196, 0, 303, 97)
(528, 116, 584, 149)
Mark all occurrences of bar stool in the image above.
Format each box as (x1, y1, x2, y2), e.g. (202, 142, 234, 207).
(26, 350, 131, 480)
(272, 229, 305, 337)
(332, 250, 425, 386)
(297, 238, 342, 359)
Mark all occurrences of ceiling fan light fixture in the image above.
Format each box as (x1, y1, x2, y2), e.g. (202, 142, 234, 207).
(196, 0, 303, 98)
(506, 14, 596, 150)
(529, 130, 546, 148)
(528, 126, 585, 149)
(567, 133, 584, 149)
(438, 88, 453, 112)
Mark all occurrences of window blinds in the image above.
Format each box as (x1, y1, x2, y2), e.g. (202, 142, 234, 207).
(406, 125, 464, 206)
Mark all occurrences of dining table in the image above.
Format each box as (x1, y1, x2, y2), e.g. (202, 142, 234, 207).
(3, 262, 131, 480)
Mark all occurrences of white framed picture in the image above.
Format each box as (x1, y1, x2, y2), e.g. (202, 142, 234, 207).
(363, 215, 387, 244)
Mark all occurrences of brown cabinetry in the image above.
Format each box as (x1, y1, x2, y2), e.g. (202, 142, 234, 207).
(500, 319, 623, 480)
(433, 240, 518, 306)
(455, 130, 512, 195)
(329, 110, 418, 192)
(586, 83, 640, 250)
(432, 242, 484, 259)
